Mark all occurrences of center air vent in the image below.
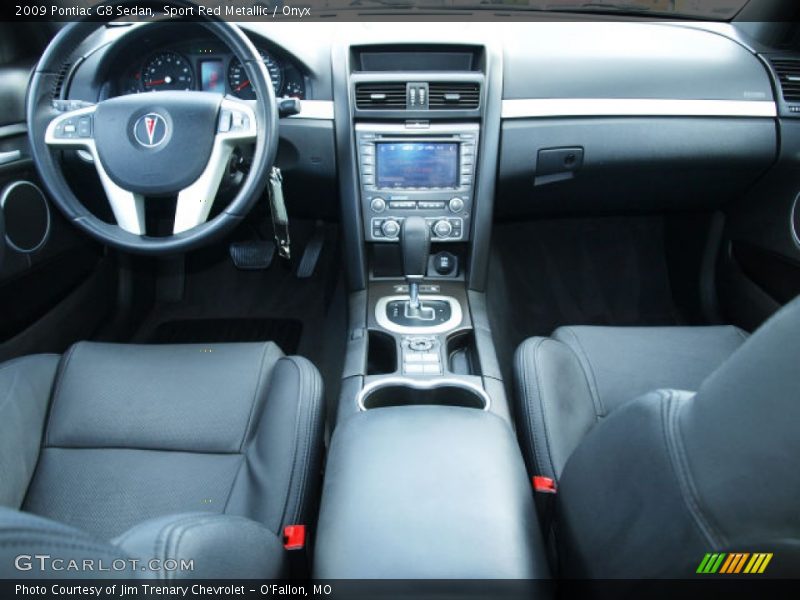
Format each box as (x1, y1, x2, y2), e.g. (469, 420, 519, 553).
(428, 82, 480, 110)
(355, 83, 407, 110)
(768, 57, 800, 103)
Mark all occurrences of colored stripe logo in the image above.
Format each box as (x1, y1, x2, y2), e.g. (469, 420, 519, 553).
(697, 553, 773, 574)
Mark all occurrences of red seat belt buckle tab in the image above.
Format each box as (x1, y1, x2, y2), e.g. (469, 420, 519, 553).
(283, 524, 306, 550)
(532, 476, 557, 494)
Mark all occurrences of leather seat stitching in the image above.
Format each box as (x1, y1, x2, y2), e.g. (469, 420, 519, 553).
(514, 339, 541, 476)
(293, 357, 321, 525)
(290, 358, 314, 525)
(238, 343, 275, 453)
(277, 357, 306, 530)
(558, 327, 605, 417)
(662, 390, 726, 548)
(533, 339, 560, 477)
(43, 343, 79, 448)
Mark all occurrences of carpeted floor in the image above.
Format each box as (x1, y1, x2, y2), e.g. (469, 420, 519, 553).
(487, 215, 710, 388)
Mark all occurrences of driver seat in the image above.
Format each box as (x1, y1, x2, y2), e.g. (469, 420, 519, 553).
(0, 341, 324, 578)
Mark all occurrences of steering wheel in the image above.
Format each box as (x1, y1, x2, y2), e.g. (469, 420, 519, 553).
(27, 7, 278, 256)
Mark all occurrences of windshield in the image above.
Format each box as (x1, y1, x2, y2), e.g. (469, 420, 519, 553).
(327, 0, 750, 20)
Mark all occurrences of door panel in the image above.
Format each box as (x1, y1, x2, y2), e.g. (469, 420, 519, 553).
(0, 23, 116, 359)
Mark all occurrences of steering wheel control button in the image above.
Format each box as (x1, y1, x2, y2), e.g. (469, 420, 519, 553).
(370, 197, 386, 213)
(449, 197, 465, 213)
(231, 111, 250, 132)
(77, 117, 92, 138)
(55, 118, 80, 140)
(433, 219, 453, 238)
(381, 219, 401, 238)
(218, 109, 233, 133)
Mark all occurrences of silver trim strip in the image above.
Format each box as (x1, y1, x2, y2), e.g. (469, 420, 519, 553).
(357, 377, 491, 412)
(288, 100, 334, 120)
(501, 98, 777, 119)
(375, 295, 463, 335)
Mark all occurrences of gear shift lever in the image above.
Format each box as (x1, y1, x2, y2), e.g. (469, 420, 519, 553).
(401, 216, 431, 312)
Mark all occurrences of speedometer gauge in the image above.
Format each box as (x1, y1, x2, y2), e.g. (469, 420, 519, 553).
(142, 52, 194, 91)
(228, 50, 283, 99)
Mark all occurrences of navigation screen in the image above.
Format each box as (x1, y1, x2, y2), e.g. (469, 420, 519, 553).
(200, 60, 225, 94)
(376, 143, 459, 189)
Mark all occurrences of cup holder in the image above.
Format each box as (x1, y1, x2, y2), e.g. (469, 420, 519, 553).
(358, 379, 490, 411)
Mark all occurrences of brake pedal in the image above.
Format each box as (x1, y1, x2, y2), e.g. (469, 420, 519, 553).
(296, 222, 325, 279)
(229, 240, 275, 270)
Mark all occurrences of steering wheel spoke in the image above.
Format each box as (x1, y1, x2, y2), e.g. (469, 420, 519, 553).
(45, 104, 146, 235)
(174, 97, 257, 234)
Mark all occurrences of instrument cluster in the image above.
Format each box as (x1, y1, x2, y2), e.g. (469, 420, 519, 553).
(110, 40, 306, 100)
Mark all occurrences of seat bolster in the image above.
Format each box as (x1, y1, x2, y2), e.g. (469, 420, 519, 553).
(0, 354, 60, 508)
(226, 355, 325, 534)
(113, 513, 286, 579)
(557, 390, 712, 578)
(514, 338, 597, 481)
(0, 507, 133, 579)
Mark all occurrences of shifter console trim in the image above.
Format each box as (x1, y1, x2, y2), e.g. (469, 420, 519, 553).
(376, 295, 463, 334)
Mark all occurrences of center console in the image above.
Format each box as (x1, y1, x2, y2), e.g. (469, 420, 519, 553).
(357, 122, 479, 243)
(319, 42, 547, 581)
(314, 406, 550, 580)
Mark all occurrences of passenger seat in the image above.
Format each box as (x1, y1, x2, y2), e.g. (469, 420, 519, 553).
(514, 324, 747, 481)
(513, 297, 800, 577)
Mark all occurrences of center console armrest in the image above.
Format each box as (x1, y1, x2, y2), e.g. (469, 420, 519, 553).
(313, 406, 550, 579)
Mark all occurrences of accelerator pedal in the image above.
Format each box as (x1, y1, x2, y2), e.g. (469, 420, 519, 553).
(296, 222, 326, 279)
(229, 240, 276, 270)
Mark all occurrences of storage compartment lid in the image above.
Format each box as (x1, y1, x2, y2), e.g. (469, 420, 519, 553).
(314, 406, 550, 579)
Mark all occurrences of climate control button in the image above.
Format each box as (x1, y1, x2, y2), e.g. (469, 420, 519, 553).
(433, 220, 453, 238)
(381, 219, 401, 238)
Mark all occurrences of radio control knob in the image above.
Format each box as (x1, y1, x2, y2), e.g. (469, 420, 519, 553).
(433, 220, 453, 238)
(370, 197, 386, 213)
(448, 197, 465, 213)
(382, 219, 400, 238)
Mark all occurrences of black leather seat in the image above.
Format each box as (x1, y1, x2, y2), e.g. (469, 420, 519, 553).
(514, 297, 800, 577)
(0, 341, 324, 578)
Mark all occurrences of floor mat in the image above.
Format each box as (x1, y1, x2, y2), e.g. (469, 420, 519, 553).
(149, 318, 303, 354)
(488, 216, 689, 387)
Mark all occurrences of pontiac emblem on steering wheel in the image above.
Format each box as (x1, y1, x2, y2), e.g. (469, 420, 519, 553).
(133, 113, 168, 147)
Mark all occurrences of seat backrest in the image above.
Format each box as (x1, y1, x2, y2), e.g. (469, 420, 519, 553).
(556, 296, 800, 578)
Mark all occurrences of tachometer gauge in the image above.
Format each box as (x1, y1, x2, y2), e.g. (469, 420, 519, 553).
(141, 52, 194, 92)
(228, 50, 283, 99)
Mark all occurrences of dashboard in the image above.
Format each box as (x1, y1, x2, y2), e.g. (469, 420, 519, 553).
(103, 38, 306, 100)
(55, 21, 784, 228)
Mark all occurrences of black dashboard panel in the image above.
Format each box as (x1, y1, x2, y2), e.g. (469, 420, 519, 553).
(496, 117, 777, 217)
(502, 22, 774, 102)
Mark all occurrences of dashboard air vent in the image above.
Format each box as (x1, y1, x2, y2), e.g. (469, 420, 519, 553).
(428, 82, 480, 110)
(355, 83, 407, 110)
(52, 62, 72, 99)
(769, 57, 800, 103)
